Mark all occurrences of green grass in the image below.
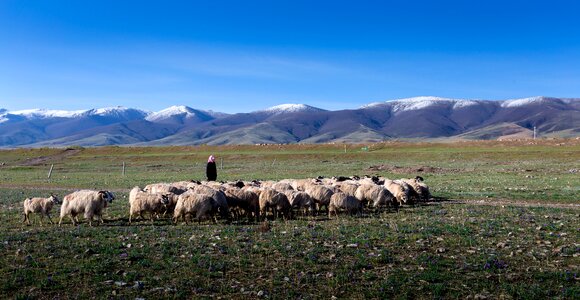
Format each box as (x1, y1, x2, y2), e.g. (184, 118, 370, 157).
(0, 140, 579, 298)
(1, 199, 578, 299)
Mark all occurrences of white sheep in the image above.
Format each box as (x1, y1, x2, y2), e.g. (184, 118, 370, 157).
(23, 194, 60, 225)
(128, 186, 171, 224)
(190, 184, 230, 220)
(284, 190, 315, 216)
(144, 183, 186, 195)
(328, 192, 361, 218)
(59, 190, 115, 226)
(224, 187, 260, 221)
(333, 182, 359, 197)
(173, 192, 218, 224)
(271, 181, 294, 192)
(354, 184, 396, 210)
(394, 179, 418, 204)
(290, 178, 319, 191)
(383, 179, 409, 206)
(258, 188, 291, 220)
(401, 176, 431, 202)
(305, 185, 334, 213)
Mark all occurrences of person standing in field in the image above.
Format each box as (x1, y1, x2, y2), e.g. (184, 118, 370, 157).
(206, 155, 217, 181)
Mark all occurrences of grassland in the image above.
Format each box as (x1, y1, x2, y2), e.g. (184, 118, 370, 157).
(0, 139, 578, 299)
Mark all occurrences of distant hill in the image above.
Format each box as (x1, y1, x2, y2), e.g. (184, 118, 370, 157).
(1, 97, 578, 147)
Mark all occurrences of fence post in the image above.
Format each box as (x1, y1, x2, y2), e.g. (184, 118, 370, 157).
(47, 164, 54, 179)
(220, 158, 223, 170)
(122, 161, 126, 176)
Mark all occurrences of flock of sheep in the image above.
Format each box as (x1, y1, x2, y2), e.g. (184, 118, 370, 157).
(22, 175, 431, 226)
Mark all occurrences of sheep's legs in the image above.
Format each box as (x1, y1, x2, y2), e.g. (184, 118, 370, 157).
(47, 214, 54, 225)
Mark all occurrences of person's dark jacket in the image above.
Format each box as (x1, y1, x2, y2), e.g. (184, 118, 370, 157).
(206, 162, 217, 181)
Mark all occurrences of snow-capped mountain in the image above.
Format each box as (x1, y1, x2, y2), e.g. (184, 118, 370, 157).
(362, 96, 485, 112)
(0, 96, 578, 147)
(258, 103, 327, 114)
(145, 105, 225, 126)
(0, 106, 149, 123)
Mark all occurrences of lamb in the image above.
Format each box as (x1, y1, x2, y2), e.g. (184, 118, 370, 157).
(328, 192, 361, 218)
(284, 190, 315, 216)
(224, 187, 260, 221)
(383, 179, 409, 206)
(59, 190, 115, 226)
(305, 185, 334, 212)
(128, 186, 171, 224)
(23, 194, 60, 225)
(258, 188, 291, 220)
(354, 184, 396, 210)
(173, 192, 218, 224)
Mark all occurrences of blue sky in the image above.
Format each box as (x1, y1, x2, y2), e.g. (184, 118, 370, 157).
(1, 0, 580, 113)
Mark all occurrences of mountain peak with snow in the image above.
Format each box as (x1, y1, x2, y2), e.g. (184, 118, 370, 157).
(500, 96, 548, 108)
(259, 103, 325, 114)
(146, 105, 217, 125)
(362, 96, 484, 112)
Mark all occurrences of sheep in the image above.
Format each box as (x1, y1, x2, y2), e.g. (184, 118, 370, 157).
(144, 183, 186, 195)
(258, 180, 277, 189)
(258, 188, 291, 220)
(354, 184, 396, 210)
(242, 185, 263, 196)
(284, 190, 315, 216)
(358, 175, 381, 186)
(401, 176, 431, 202)
(305, 185, 334, 213)
(291, 178, 318, 191)
(59, 190, 115, 226)
(328, 192, 361, 218)
(383, 179, 409, 206)
(202, 181, 227, 191)
(128, 186, 171, 224)
(394, 179, 419, 204)
(224, 187, 260, 221)
(189, 184, 230, 220)
(333, 182, 359, 197)
(173, 192, 218, 224)
(22, 194, 60, 225)
(271, 181, 294, 192)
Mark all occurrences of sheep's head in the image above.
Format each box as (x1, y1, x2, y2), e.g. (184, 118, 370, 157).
(49, 194, 61, 204)
(99, 191, 115, 203)
(415, 176, 424, 182)
(234, 181, 245, 188)
(160, 194, 170, 206)
(399, 192, 408, 204)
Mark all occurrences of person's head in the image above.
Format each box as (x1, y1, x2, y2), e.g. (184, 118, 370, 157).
(208, 155, 215, 163)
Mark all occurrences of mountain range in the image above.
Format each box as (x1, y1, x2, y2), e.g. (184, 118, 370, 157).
(1, 96, 578, 147)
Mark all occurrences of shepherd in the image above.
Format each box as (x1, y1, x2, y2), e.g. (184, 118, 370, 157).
(206, 155, 217, 181)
